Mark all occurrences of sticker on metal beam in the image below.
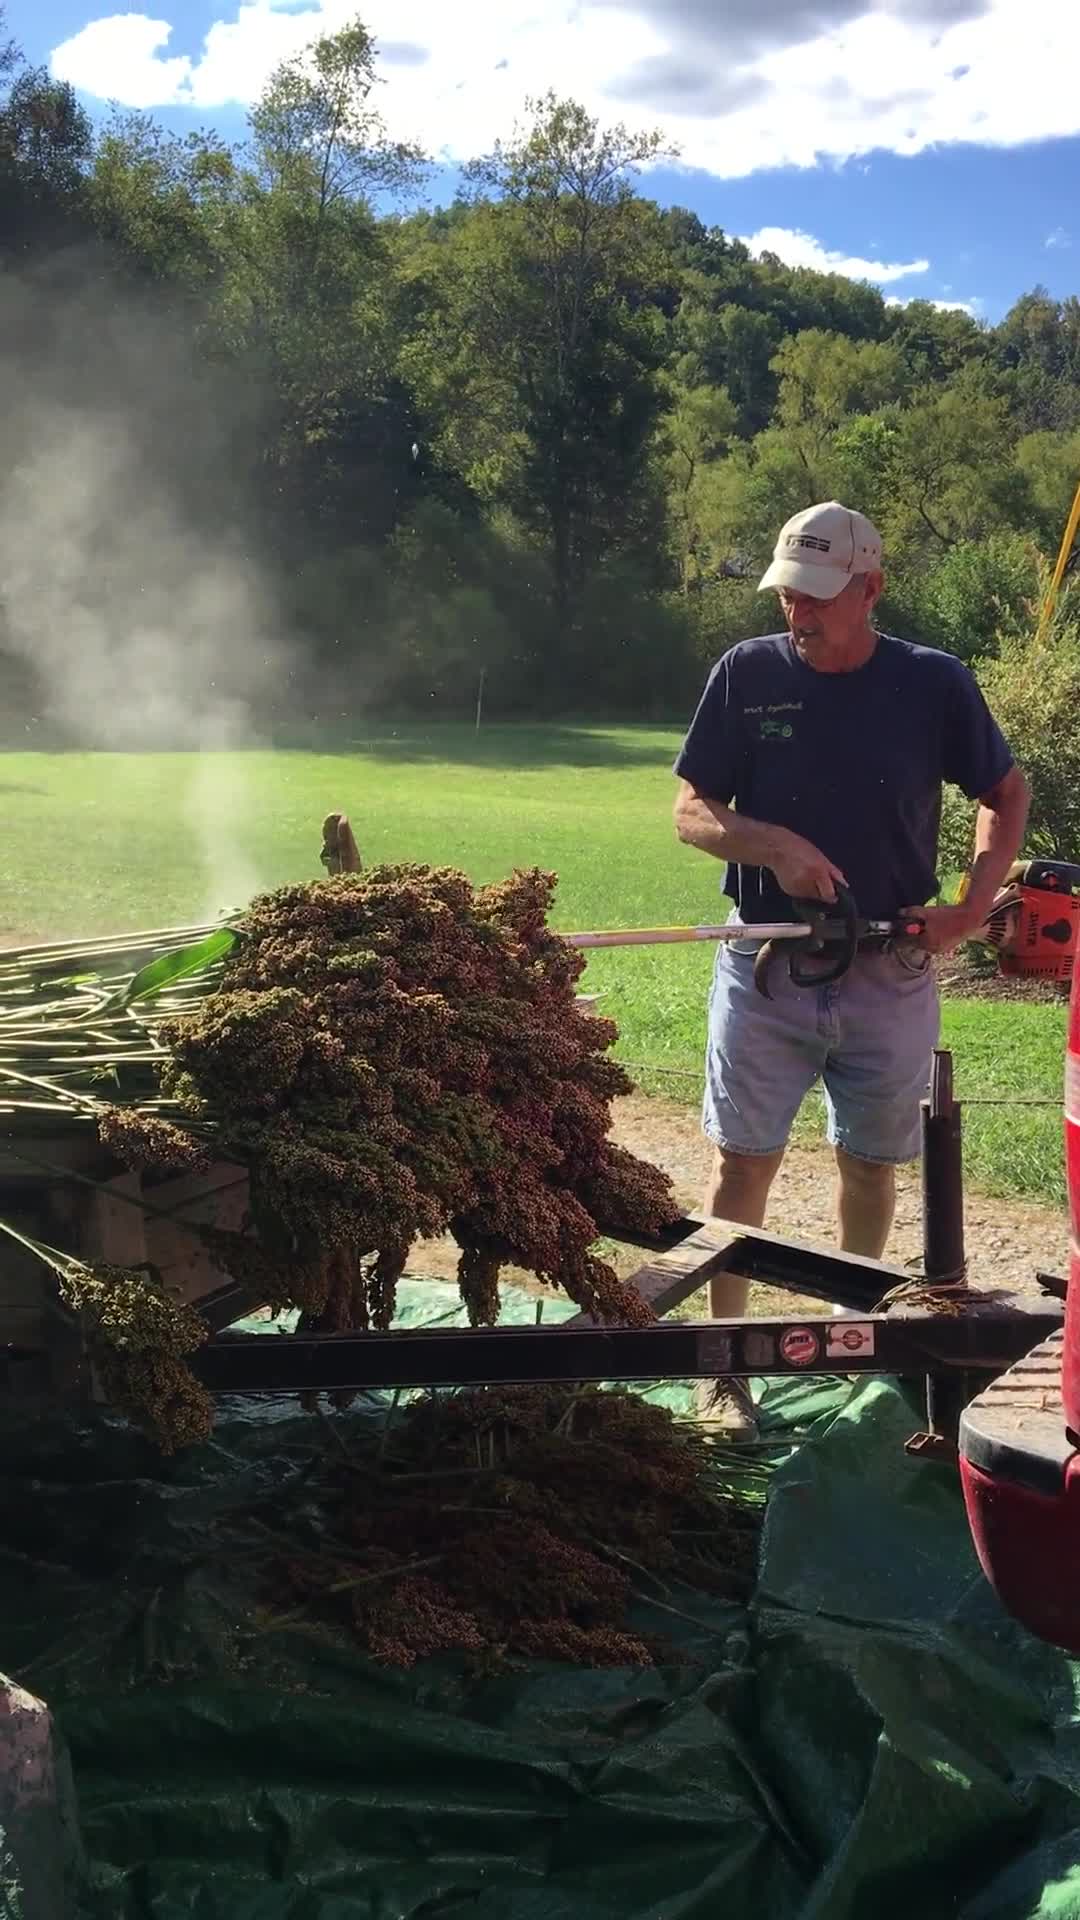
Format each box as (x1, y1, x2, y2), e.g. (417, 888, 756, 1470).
(825, 1321, 876, 1358)
(779, 1327, 820, 1367)
(743, 1330, 776, 1369)
(696, 1330, 734, 1373)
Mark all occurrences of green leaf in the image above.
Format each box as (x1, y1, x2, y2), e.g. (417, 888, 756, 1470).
(122, 929, 238, 1005)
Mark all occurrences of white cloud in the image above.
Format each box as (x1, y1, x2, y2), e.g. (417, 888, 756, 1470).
(49, 0, 1080, 182)
(51, 14, 194, 110)
(740, 226, 929, 286)
(886, 295, 983, 316)
(1046, 226, 1071, 249)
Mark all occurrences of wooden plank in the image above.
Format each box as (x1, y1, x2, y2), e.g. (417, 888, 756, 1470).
(565, 1219, 754, 1326)
(82, 1172, 148, 1271)
(0, 1131, 110, 1184)
(143, 1164, 251, 1308)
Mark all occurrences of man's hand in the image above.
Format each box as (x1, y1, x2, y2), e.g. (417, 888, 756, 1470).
(674, 789, 848, 900)
(904, 904, 983, 955)
(770, 830, 848, 904)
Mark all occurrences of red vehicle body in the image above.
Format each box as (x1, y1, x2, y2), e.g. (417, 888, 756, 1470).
(958, 939, 1080, 1650)
(1064, 943, 1080, 1430)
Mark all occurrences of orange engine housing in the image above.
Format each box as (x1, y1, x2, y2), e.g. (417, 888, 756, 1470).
(993, 886, 1080, 982)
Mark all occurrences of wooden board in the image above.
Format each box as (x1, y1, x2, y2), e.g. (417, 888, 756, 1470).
(563, 1218, 753, 1326)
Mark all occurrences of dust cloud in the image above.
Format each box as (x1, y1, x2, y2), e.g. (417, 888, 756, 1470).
(0, 258, 292, 918)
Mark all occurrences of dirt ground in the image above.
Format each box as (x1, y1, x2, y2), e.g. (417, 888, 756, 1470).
(405, 1086, 1070, 1315)
(935, 953, 1072, 1004)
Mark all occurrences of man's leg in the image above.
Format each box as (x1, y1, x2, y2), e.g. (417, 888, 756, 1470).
(824, 948, 939, 1290)
(704, 1144, 785, 1316)
(699, 945, 823, 1432)
(835, 1147, 895, 1258)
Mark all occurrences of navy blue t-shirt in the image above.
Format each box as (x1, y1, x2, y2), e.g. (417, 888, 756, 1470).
(673, 631, 1014, 923)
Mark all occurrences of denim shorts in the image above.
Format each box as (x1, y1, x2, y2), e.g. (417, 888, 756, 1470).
(703, 935, 940, 1165)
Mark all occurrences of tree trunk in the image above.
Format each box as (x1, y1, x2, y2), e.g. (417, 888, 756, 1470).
(552, 505, 573, 642)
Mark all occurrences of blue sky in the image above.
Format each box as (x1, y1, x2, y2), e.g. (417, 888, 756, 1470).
(17, 0, 1080, 323)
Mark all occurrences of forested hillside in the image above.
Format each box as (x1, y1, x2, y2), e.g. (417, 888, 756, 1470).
(1, 11, 1078, 725)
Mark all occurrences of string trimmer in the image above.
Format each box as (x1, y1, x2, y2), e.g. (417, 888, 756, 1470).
(567, 886, 925, 998)
(567, 859, 1080, 997)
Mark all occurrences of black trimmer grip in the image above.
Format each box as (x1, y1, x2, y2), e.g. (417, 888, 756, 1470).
(787, 883, 858, 986)
(754, 884, 859, 997)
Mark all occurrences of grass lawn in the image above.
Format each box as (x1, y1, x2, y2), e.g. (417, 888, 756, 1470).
(0, 723, 1069, 1207)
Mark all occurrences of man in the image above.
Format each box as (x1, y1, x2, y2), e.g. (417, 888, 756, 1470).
(673, 501, 1029, 1435)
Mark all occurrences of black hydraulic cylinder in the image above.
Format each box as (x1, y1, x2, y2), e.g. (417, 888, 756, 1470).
(919, 1046, 969, 1439)
(921, 1047, 966, 1284)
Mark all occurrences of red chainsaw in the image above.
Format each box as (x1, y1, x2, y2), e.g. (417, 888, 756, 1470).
(975, 858, 1080, 983)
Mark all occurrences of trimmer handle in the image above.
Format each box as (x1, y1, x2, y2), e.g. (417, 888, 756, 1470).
(786, 883, 859, 987)
(753, 883, 860, 998)
(1007, 859, 1080, 896)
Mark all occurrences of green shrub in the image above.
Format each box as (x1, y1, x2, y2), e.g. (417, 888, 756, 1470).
(681, 574, 779, 669)
(938, 603, 1080, 879)
(904, 531, 1040, 662)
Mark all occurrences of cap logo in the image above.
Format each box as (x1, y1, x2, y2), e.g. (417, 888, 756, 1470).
(785, 533, 831, 552)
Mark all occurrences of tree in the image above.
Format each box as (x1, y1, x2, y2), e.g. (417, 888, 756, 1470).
(884, 299, 986, 382)
(249, 19, 423, 212)
(860, 368, 1018, 557)
(694, 427, 838, 581)
(993, 290, 1080, 432)
(7, 0, 1078, 728)
(213, 19, 428, 548)
(0, 60, 92, 252)
(663, 384, 738, 593)
(715, 305, 779, 432)
(1014, 428, 1080, 550)
(89, 114, 237, 287)
(995, 289, 1077, 379)
(772, 329, 908, 436)
(406, 94, 676, 647)
(833, 413, 902, 527)
(906, 532, 1040, 662)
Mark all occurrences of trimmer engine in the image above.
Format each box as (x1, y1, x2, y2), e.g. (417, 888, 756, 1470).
(979, 859, 1080, 983)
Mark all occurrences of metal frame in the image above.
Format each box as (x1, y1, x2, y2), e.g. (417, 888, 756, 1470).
(194, 1218, 1062, 1397)
(188, 1047, 1065, 1447)
(0, 1045, 1062, 1443)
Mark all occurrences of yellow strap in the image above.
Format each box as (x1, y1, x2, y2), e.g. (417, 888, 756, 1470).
(1035, 476, 1080, 645)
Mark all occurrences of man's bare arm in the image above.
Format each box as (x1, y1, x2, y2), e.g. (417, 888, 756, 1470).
(963, 765, 1031, 919)
(673, 781, 847, 901)
(908, 764, 1031, 953)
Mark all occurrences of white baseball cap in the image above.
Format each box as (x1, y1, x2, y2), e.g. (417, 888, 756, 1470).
(758, 501, 883, 600)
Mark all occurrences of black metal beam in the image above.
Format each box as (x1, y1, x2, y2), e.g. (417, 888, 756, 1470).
(613, 1220, 914, 1316)
(193, 1297, 1063, 1396)
(598, 1215, 701, 1255)
(196, 1281, 261, 1335)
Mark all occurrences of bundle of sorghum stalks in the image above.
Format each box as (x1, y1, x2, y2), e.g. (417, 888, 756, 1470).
(0, 867, 679, 1449)
(257, 1383, 763, 1668)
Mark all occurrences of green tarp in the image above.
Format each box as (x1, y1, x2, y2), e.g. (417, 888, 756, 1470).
(2, 1280, 1080, 1920)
